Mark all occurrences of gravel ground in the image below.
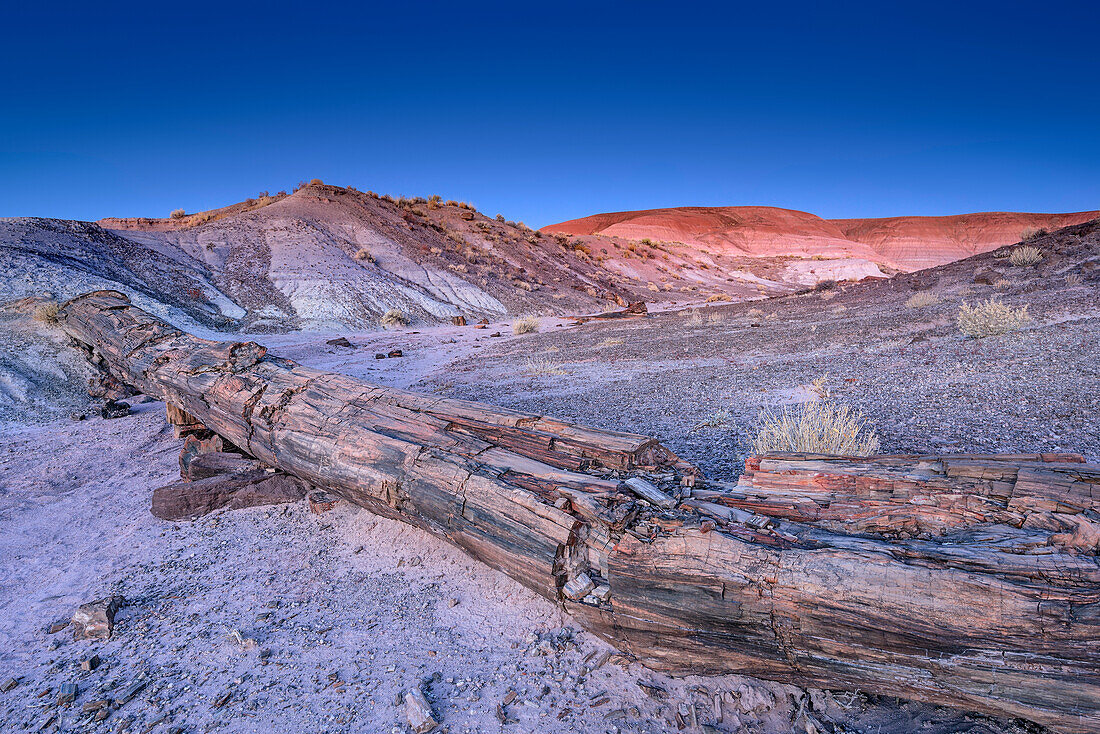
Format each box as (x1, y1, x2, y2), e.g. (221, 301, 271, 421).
(430, 223, 1100, 481)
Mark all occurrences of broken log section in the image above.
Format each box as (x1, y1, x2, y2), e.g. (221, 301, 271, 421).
(58, 291, 1100, 733)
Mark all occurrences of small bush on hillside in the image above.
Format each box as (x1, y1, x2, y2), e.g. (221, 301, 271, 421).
(354, 248, 375, 263)
(706, 294, 732, 303)
(380, 308, 409, 329)
(752, 399, 881, 456)
(957, 297, 1030, 338)
(992, 248, 1011, 259)
(309, 178, 324, 185)
(1009, 246, 1043, 266)
(814, 279, 837, 292)
(1067, 273, 1083, 287)
(512, 316, 539, 334)
(170, 209, 186, 219)
(1020, 227, 1048, 241)
(33, 301, 60, 324)
(905, 291, 940, 309)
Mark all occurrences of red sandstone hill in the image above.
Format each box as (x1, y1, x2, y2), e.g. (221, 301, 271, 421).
(543, 206, 1099, 272)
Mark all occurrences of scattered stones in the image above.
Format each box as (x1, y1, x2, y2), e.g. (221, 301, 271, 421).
(57, 683, 78, 706)
(81, 698, 109, 713)
(1, 677, 21, 692)
(47, 620, 69, 634)
(451, 315, 467, 326)
(100, 400, 131, 419)
(735, 682, 775, 714)
(404, 686, 438, 733)
(446, 597, 459, 608)
(388, 349, 403, 358)
(212, 690, 231, 708)
(325, 337, 355, 348)
(80, 655, 101, 671)
(72, 596, 122, 641)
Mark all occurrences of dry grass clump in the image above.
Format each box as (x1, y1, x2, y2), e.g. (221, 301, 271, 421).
(957, 297, 1030, 338)
(1009, 246, 1043, 267)
(905, 291, 940, 309)
(1020, 227, 1048, 241)
(512, 316, 540, 334)
(33, 301, 60, 324)
(354, 248, 375, 263)
(170, 208, 186, 219)
(309, 178, 324, 185)
(705, 294, 732, 303)
(1066, 273, 1083, 287)
(380, 308, 409, 329)
(598, 337, 625, 347)
(524, 357, 566, 376)
(752, 399, 880, 456)
(814, 279, 837, 292)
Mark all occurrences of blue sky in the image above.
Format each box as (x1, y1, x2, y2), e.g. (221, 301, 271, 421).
(2, 1, 1097, 226)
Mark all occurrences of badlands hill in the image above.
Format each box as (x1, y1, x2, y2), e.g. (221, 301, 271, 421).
(1, 185, 842, 334)
(544, 206, 1100, 272)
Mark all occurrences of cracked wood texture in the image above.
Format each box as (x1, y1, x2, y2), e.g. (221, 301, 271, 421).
(59, 291, 1100, 733)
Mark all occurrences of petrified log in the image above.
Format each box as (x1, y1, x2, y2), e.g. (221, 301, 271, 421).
(152, 469, 308, 520)
(57, 291, 1100, 732)
(185, 451, 263, 481)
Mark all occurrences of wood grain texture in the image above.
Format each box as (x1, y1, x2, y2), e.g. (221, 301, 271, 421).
(59, 291, 1100, 733)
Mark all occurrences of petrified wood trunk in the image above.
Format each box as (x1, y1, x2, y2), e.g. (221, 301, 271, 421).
(58, 291, 1100, 733)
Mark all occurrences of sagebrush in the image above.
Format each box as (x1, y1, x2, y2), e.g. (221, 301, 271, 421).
(1009, 246, 1042, 266)
(751, 399, 881, 456)
(957, 298, 1030, 338)
(905, 291, 939, 309)
(512, 316, 539, 334)
(380, 308, 409, 329)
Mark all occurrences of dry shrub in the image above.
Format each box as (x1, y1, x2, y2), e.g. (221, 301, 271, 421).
(309, 178, 324, 185)
(524, 357, 565, 376)
(814, 279, 837, 292)
(1066, 273, 1083, 287)
(170, 208, 186, 219)
(905, 291, 939, 309)
(1020, 227, 1048, 241)
(994, 278, 1011, 289)
(747, 307, 764, 318)
(354, 248, 375, 263)
(957, 298, 1030, 338)
(33, 301, 60, 324)
(1009, 246, 1043, 266)
(380, 308, 409, 329)
(598, 337, 625, 347)
(706, 294, 732, 303)
(752, 399, 880, 456)
(512, 316, 539, 334)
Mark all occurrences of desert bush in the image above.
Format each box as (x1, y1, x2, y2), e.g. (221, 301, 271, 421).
(354, 248, 375, 263)
(309, 178, 323, 185)
(170, 208, 186, 219)
(1020, 227, 1048, 241)
(905, 291, 940, 308)
(598, 337, 625, 347)
(1009, 246, 1043, 266)
(380, 308, 409, 329)
(752, 399, 881, 456)
(495, 214, 506, 223)
(957, 297, 1030, 338)
(33, 301, 60, 324)
(524, 357, 565, 376)
(1066, 273, 1083, 286)
(814, 279, 837, 292)
(512, 316, 539, 334)
(706, 294, 732, 303)
(747, 307, 764, 318)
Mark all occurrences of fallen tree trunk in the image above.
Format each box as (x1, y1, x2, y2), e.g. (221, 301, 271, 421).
(58, 291, 1100, 733)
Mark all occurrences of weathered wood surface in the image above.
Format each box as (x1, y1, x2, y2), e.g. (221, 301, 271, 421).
(58, 291, 1100, 733)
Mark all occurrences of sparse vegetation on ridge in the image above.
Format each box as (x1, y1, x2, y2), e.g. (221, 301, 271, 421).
(524, 357, 565, 376)
(957, 297, 1030, 338)
(170, 209, 186, 219)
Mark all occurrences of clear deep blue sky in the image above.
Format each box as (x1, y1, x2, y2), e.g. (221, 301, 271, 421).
(3, 1, 1098, 226)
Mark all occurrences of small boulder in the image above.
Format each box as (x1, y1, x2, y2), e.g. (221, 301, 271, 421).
(73, 596, 123, 641)
(325, 337, 354, 349)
